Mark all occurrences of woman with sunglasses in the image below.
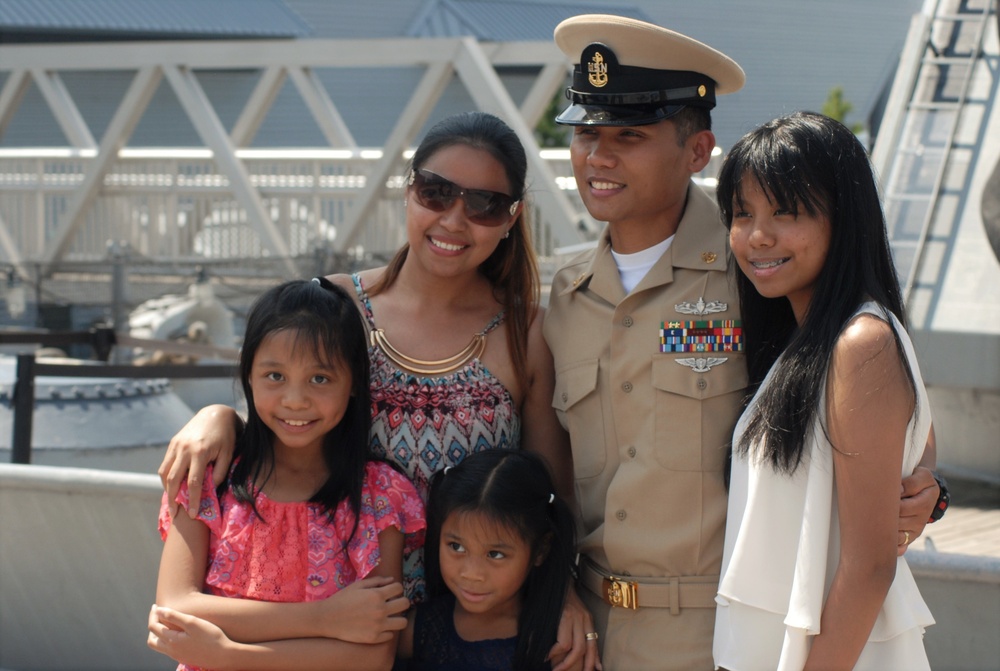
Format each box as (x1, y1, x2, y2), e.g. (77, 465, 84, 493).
(156, 112, 596, 671)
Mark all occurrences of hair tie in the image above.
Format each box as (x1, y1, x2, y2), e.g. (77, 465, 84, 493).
(312, 276, 335, 290)
(548, 493, 555, 504)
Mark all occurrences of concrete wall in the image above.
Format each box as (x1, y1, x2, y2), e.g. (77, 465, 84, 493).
(2, 464, 998, 670)
(908, 550, 1000, 671)
(927, 386, 1000, 483)
(0, 464, 172, 671)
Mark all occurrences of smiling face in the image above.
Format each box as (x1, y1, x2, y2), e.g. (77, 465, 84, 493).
(438, 509, 538, 622)
(728, 178, 832, 324)
(405, 143, 521, 278)
(249, 328, 353, 456)
(569, 119, 710, 251)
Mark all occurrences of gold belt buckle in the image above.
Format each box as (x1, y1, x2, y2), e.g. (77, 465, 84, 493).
(602, 575, 638, 609)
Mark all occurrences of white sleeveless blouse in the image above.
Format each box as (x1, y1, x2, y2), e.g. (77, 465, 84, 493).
(714, 303, 934, 670)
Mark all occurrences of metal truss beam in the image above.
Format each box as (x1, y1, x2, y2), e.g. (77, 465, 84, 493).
(337, 60, 454, 252)
(453, 38, 580, 248)
(287, 67, 358, 150)
(162, 65, 297, 277)
(0, 38, 558, 70)
(1, 37, 578, 270)
(230, 65, 287, 147)
(29, 69, 96, 149)
(519, 62, 569, 129)
(40, 67, 163, 272)
(0, 70, 31, 139)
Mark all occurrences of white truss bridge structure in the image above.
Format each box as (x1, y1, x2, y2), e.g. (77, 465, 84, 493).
(0, 36, 593, 279)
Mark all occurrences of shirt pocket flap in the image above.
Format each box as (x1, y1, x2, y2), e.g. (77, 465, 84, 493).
(651, 356, 748, 400)
(553, 359, 599, 411)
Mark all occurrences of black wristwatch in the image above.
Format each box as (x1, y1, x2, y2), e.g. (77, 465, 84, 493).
(928, 471, 950, 523)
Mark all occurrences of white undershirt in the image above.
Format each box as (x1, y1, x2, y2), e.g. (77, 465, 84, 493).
(611, 235, 674, 294)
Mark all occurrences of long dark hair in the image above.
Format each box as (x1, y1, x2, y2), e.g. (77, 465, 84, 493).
(424, 449, 575, 671)
(228, 278, 373, 532)
(716, 111, 909, 473)
(368, 111, 540, 396)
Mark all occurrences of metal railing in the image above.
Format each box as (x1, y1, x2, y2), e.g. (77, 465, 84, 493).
(1, 328, 236, 464)
(0, 150, 585, 275)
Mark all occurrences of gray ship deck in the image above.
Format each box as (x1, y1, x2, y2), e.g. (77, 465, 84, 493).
(922, 476, 1000, 558)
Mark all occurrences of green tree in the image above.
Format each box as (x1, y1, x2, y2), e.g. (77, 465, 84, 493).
(535, 88, 571, 147)
(822, 85, 865, 134)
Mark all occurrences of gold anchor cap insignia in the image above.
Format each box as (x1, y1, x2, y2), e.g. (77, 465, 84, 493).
(588, 51, 609, 88)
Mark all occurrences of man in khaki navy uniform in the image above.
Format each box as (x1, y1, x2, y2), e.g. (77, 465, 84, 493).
(542, 15, 747, 669)
(543, 14, 944, 671)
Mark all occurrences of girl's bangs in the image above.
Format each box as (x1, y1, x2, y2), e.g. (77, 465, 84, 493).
(453, 508, 524, 542)
(735, 139, 829, 219)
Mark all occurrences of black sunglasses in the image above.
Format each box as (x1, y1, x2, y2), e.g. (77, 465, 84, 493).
(408, 168, 520, 227)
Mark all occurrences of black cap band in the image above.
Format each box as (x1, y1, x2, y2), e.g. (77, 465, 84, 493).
(569, 42, 716, 108)
(566, 83, 714, 108)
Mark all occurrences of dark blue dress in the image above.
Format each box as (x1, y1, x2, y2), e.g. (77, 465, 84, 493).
(406, 594, 518, 671)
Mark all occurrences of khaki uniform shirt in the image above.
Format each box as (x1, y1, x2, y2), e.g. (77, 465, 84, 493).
(544, 184, 746, 670)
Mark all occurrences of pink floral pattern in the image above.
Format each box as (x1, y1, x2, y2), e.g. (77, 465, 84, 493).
(158, 461, 425, 604)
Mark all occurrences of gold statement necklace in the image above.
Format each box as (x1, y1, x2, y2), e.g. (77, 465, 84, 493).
(370, 328, 486, 376)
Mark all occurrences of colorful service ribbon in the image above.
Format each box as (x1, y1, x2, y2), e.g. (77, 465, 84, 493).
(659, 319, 743, 353)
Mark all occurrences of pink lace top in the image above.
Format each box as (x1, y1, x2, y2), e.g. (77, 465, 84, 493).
(158, 460, 425, 604)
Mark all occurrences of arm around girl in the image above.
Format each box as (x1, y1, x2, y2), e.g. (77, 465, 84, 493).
(397, 448, 577, 671)
(150, 278, 425, 671)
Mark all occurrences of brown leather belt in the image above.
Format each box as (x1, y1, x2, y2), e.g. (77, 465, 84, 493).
(578, 555, 718, 615)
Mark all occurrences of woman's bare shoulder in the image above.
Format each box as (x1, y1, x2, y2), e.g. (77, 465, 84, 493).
(829, 312, 909, 401)
(834, 312, 899, 370)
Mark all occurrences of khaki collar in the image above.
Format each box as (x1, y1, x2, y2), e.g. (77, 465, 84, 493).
(559, 183, 730, 302)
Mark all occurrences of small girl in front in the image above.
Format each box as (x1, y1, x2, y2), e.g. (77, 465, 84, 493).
(397, 449, 576, 671)
(713, 111, 934, 670)
(152, 278, 425, 671)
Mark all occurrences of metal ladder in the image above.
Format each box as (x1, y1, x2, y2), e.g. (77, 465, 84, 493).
(873, 0, 996, 316)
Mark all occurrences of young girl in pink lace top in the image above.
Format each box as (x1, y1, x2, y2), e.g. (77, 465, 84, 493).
(150, 278, 425, 671)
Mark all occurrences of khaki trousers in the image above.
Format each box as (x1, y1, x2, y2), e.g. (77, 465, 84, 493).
(579, 582, 716, 671)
